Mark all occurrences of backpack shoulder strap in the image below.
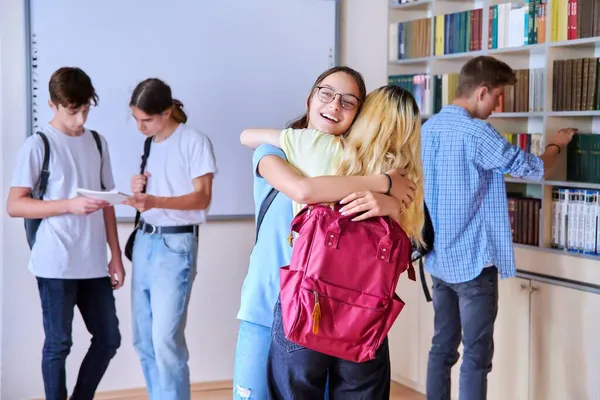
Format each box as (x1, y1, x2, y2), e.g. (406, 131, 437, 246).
(255, 188, 279, 244)
(36, 132, 50, 199)
(133, 136, 154, 228)
(89, 130, 106, 190)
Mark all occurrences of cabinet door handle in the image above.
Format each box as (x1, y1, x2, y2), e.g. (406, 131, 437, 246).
(530, 285, 539, 293)
(520, 283, 528, 290)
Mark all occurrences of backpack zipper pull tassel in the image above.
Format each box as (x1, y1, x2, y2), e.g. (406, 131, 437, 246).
(312, 291, 321, 334)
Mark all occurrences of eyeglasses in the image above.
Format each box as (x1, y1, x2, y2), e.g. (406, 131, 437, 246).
(315, 86, 360, 110)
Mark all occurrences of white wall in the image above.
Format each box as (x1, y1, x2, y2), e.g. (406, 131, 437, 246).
(0, 30, 5, 400)
(0, 0, 389, 399)
(0, 1, 255, 398)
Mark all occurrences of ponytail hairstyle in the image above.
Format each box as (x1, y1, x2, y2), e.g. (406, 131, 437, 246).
(129, 78, 187, 124)
(335, 85, 425, 245)
(287, 66, 367, 129)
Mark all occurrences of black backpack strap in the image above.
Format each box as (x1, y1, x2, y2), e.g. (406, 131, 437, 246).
(133, 137, 154, 228)
(419, 257, 432, 302)
(90, 130, 106, 190)
(255, 188, 279, 244)
(36, 132, 50, 199)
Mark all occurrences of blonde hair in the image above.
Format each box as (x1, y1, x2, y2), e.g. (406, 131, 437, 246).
(335, 85, 425, 245)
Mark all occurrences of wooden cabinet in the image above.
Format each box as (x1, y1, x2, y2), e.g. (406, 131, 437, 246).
(390, 273, 600, 400)
(529, 281, 600, 400)
(487, 277, 530, 400)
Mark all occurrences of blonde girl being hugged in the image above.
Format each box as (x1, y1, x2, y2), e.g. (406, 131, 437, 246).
(241, 85, 424, 399)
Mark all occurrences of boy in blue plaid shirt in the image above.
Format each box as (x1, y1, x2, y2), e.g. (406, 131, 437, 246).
(421, 56, 575, 399)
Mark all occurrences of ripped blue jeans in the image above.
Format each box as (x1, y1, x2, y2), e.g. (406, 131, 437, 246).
(233, 319, 331, 399)
(233, 320, 272, 399)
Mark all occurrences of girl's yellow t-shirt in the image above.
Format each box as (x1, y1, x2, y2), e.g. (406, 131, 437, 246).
(279, 128, 343, 216)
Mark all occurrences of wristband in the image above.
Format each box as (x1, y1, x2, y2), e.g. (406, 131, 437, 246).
(546, 143, 561, 155)
(383, 173, 392, 195)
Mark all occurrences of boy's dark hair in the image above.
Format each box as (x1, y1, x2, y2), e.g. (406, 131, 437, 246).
(129, 78, 187, 124)
(49, 67, 99, 109)
(287, 66, 367, 129)
(455, 56, 517, 98)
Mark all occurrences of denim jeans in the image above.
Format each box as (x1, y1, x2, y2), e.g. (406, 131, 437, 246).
(426, 266, 499, 400)
(37, 276, 120, 400)
(233, 320, 272, 399)
(267, 299, 390, 400)
(131, 229, 198, 400)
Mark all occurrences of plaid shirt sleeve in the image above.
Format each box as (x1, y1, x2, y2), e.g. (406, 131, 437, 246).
(474, 123, 545, 180)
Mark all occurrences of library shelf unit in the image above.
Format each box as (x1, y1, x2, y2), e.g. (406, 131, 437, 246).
(387, 0, 600, 262)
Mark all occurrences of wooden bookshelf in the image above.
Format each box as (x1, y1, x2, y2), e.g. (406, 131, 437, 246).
(387, 0, 600, 261)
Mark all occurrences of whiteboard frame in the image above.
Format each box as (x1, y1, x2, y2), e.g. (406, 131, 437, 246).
(23, 0, 340, 222)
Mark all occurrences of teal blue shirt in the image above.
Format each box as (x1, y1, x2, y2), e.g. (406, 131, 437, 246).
(236, 144, 293, 327)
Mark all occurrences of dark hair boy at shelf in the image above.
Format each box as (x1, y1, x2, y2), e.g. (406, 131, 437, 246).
(6, 66, 123, 400)
(419, 55, 575, 399)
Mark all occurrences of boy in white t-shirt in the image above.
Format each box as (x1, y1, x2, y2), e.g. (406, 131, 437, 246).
(6, 67, 123, 400)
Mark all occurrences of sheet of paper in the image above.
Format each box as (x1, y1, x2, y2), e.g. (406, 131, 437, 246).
(77, 188, 131, 205)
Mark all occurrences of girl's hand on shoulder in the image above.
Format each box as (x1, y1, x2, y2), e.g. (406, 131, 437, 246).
(131, 171, 150, 193)
(385, 168, 416, 209)
(339, 191, 403, 222)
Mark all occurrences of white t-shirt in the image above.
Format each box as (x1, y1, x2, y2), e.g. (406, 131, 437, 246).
(11, 124, 115, 279)
(141, 123, 218, 226)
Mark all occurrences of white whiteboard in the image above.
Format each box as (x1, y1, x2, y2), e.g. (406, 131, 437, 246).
(28, 0, 338, 220)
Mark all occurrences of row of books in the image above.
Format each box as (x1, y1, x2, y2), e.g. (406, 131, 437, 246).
(389, 70, 543, 114)
(566, 133, 600, 184)
(552, 58, 600, 111)
(508, 195, 541, 246)
(389, 18, 431, 60)
(502, 132, 544, 156)
(552, 0, 599, 42)
(388, 74, 433, 116)
(488, 1, 547, 49)
(493, 69, 544, 113)
(387, 74, 453, 115)
(551, 188, 600, 254)
(433, 9, 484, 56)
(391, 0, 598, 61)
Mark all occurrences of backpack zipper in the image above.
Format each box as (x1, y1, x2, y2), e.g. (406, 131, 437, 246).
(311, 290, 321, 334)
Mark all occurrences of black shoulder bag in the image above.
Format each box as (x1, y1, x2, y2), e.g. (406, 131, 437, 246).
(411, 202, 435, 301)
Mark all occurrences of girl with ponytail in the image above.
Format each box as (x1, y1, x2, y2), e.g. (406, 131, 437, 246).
(124, 78, 218, 400)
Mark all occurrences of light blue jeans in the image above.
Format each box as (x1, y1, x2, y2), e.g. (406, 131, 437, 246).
(234, 319, 331, 400)
(233, 320, 272, 399)
(131, 229, 198, 400)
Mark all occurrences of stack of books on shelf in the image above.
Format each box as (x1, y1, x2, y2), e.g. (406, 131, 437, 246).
(433, 9, 484, 55)
(551, 0, 599, 41)
(432, 73, 458, 113)
(493, 69, 544, 112)
(566, 133, 600, 183)
(551, 188, 600, 254)
(507, 195, 541, 246)
(388, 74, 433, 115)
(552, 58, 600, 111)
(502, 132, 544, 156)
(488, 1, 547, 49)
(389, 18, 431, 60)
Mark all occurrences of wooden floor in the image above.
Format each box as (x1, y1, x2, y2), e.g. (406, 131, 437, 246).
(117, 382, 424, 400)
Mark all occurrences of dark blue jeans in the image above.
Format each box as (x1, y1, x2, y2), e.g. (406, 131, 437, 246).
(266, 299, 390, 400)
(37, 277, 121, 400)
(426, 266, 499, 400)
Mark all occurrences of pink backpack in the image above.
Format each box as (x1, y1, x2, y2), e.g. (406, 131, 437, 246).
(279, 203, 415, 363)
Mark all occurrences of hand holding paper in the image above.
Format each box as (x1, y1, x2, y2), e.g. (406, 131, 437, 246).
(122, 193, 157, 213)
(77, 188, 131, 206)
